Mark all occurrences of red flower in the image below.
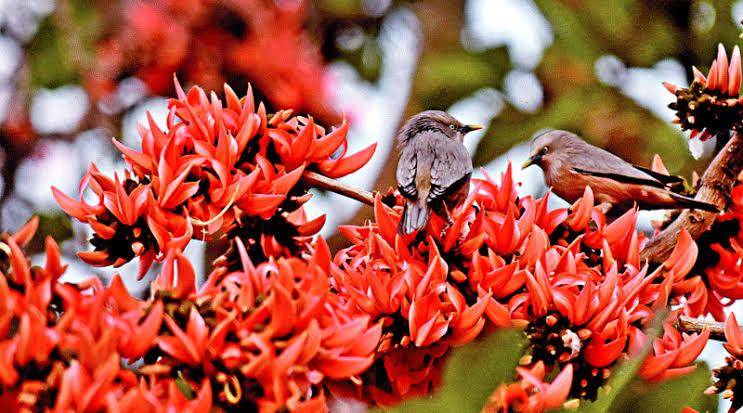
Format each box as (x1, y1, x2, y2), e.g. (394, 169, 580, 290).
(488, 361, 574, 412)
(632, 315, 709, 382)
(140, 237, 381, 410)
(87, 0, 340, 123)
(57, 78, 376, 275)
(52, 165, 158, 279)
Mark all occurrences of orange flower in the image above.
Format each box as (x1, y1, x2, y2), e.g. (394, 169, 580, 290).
(489, 362, 574, 412)
(139, 238, 381, 411)
(52, 165, 158, 279)
(58, 77, 376, 275)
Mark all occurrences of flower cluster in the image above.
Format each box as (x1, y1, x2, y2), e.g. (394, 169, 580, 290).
(665, 44, 743, 140)
(689, 182, 743, 319)
(88, 0, 339, 123)
(145, 237, 381, 411)
(330, 165, 709, 409)
(54, 79, 375, 277)
(0, 215, 380, 412)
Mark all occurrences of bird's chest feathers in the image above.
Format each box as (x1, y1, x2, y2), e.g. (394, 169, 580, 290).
(542, 158, 561, 187)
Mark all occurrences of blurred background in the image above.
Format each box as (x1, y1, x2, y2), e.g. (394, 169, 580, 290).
(3, 0, 742, 292)
(1, 0, 742, 410)
(1, 0, 741, 291)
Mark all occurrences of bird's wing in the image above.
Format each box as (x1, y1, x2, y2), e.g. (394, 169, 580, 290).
(572, 167, 668, 189)
(428, 139, 473, 205)
(396, 148, 418, 199)
(631, 165, 685, 186)
(570, 147, 669, 189)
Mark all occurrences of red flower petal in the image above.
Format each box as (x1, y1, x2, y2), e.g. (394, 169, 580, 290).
(318, 143, 377, 178)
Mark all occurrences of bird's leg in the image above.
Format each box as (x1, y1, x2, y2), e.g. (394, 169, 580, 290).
(440, 204, 455, 239)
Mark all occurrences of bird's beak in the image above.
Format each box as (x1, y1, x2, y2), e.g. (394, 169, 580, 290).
(521, 154, 542, 170)
(462, 124, 484, 134)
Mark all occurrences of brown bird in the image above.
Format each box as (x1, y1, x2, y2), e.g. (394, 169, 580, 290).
(396, 110, 482, 235)
(521, 130, 718, 213)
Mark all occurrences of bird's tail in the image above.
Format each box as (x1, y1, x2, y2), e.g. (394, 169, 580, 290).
(669, 192, 720, 212)
(398, 199, 431, 235)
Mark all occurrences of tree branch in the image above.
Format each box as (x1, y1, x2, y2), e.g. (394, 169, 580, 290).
(301, 170, 375, 206)
(640, 132, 743, 263)
(676, 315, 729, 341)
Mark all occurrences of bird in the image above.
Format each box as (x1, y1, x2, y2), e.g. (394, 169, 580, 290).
(521, 129, 719, 213)
(396, 110, 482, 235)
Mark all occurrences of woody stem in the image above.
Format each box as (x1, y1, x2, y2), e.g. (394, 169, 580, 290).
(300, 170, 375, 206)
(676, 315, 731, 341)
(640, 132, 743, 263)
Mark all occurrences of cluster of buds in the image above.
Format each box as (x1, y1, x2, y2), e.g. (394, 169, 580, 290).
(662, 44, 743, 321)
(665, 44, 743, 140)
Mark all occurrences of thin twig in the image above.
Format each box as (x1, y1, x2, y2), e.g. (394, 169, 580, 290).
(677, 315, 728, 341)
(640, 132, 743, 263)
(301, 170, 375, 206)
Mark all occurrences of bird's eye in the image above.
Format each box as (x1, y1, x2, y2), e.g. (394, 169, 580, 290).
(449, 124, 456, 130)
(541, 146, 549, 154)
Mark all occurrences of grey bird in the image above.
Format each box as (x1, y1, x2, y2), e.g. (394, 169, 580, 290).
(396, 110, 482, 235)
(521, 130, 718, 212)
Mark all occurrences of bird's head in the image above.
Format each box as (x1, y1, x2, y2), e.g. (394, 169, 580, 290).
(397, 110, 483, 146)
(522, 130, 582, 170)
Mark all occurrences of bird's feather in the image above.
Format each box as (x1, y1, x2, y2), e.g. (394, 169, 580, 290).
(631, 165, 685, 185)
(399, 199, 431, 235)
(428, 136, 473, 206)
(572, 167, 668, 189)
(397, 150, 418, 199)
(530, 130, 718, 213)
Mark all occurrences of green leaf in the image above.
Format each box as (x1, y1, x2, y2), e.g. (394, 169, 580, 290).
(630, 362, 717, 413)
(379, 328, 527, 413)
(569, 361, 717, 413)
(24, 212, 73, 256)
(27, 0, 100, 89)
(414, 47, 510, 110)
(175, 371, 196, 400)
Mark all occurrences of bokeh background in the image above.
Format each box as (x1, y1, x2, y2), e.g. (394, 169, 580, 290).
(1, 0, 742, 410)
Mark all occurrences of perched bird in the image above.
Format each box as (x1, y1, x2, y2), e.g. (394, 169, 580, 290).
(396, 110, 482, 235)
(522, 130, 718, 213)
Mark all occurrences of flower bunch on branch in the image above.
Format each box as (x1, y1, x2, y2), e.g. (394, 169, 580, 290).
(53, 78, 375, 278)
